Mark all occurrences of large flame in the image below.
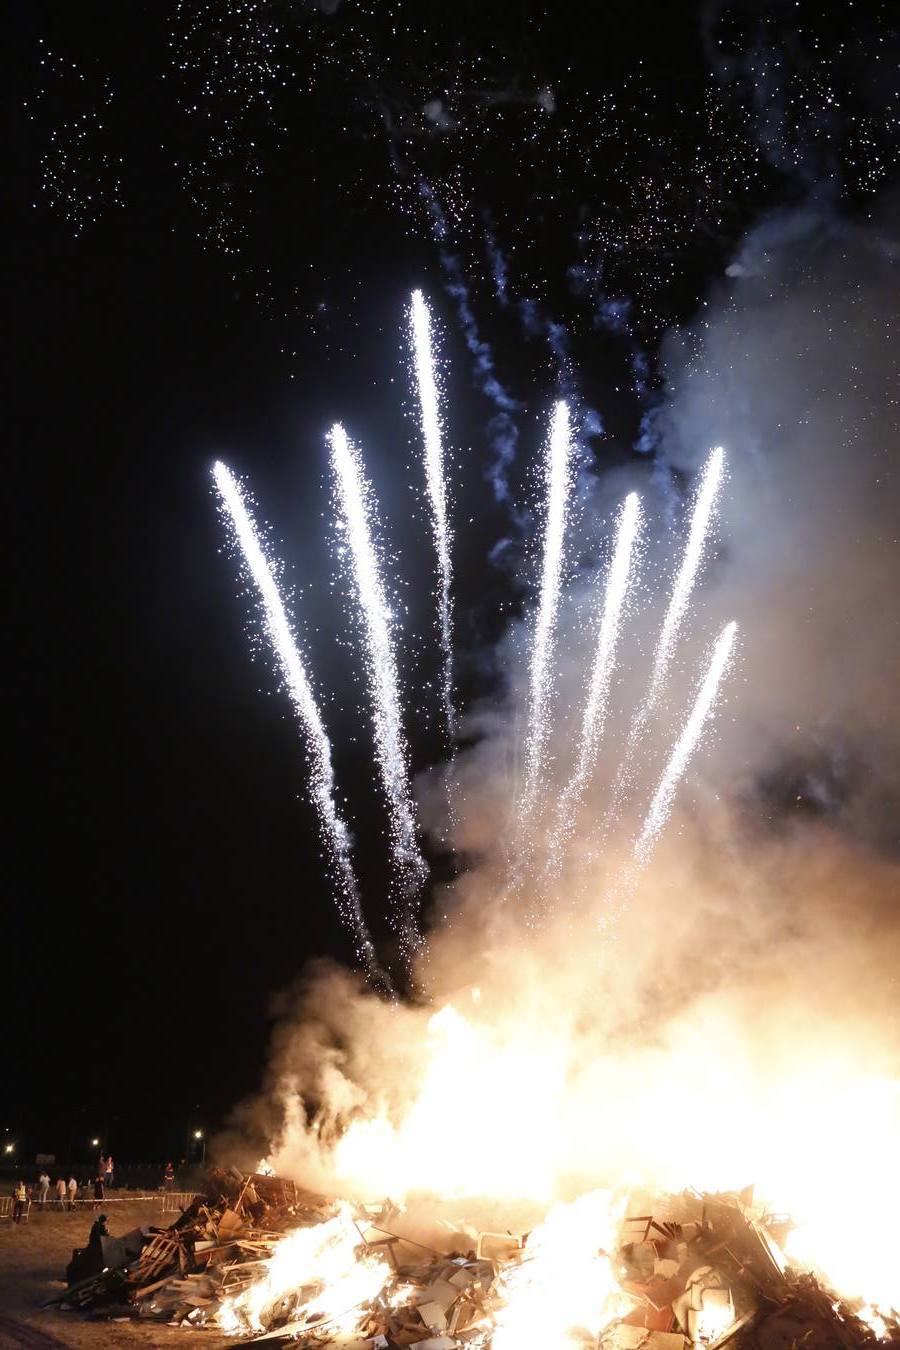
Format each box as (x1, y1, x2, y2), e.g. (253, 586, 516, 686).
(219, 1203, 391, 1336)
(491, 1190, 631, 1349)
(270, 990, 900, 1320)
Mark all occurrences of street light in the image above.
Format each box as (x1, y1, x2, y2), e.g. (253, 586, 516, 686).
(193, 1129, 206, 1163)
(91, 1138, 100, 1148)
(3, 1143, 14, 1155)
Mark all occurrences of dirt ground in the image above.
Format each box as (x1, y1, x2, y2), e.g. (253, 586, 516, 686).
(0, 1200, 231, 1349)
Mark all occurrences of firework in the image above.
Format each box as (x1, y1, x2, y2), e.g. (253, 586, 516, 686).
(634, 619, 738, 865)
(546, 491, 642, 873)
(604, 446, 725, 828)
(328, 424, 428, 945)
(409, 288, 455, 744)
(211, 461, 384, 984)
(646, 445, 725, 710)
(520, 400, 574, 815)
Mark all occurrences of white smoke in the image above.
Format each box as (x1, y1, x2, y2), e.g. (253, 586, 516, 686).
(218, 201, 900, 1303)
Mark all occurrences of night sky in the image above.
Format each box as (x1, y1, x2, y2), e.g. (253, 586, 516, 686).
(6, 0, 898, 1165)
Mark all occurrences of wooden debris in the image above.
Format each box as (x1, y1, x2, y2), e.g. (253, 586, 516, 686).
(50, 1171, 899, 1349)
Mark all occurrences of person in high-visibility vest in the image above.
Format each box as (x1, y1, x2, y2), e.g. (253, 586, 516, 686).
(12, 1180, 27, 1223)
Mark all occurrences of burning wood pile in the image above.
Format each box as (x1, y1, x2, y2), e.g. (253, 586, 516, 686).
(49, 1167, 898, 1347)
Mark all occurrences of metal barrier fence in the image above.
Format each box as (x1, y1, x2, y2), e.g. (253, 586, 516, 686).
(160, 1191, 200, 1213)
(1, 1192, 197, 1218)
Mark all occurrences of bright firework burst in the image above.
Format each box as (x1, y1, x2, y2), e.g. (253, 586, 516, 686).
(328, 423, 428, 951)
(211, 461, 386, 986)
(215, 294, 737, 971)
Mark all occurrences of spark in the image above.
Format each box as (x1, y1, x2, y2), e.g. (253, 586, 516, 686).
(647, 445, 725, 711)
(409, 289, 455, 744)
(211, 461, 385, 986)
(634, 619, 738, 866)
(546, 491, 642, 872)
(520, 400, 574, 816)
(606, 446, 725, 827)
(328, 425, 428, 946)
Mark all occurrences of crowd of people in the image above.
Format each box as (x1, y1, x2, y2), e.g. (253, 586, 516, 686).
(7, 1154, 178, 1222)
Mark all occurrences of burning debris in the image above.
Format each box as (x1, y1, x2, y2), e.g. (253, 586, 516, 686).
(47, 1168, 898, 1347)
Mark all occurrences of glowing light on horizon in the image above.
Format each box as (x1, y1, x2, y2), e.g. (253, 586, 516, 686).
(634, 618, 737, 865)
(410, 289, 455, 745)
(211, 461, 384, 984)
(547, 491, 642, 872)
(520, 400, 574, 815)
(329, 424, 428, 947)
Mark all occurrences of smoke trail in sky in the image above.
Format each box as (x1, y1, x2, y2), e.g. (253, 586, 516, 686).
(484, 226, 510, 305)
(546, 491, 642, 873)
(419, 180, 520, 503)
(328, 425, 428, 944)
(520, 400, 575, 817)
(634, 619, 738, 866)
(409, 289, 455, 745)
(211, 461, 386, 986)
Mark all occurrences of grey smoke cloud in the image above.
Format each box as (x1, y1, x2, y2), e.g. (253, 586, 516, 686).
(219, 198, 900, 1226)
(655, 194, 900, 853)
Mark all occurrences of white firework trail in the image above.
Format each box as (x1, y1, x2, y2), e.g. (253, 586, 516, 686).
(328, 424, 428, 942)
(520, 399, 575, 816)
(604, 446, 725, 828)
(409, 289, 455, 744)
(646, 444, 725, 711)
(633, 619, 738, 867)
(545, 491, 642, 874)
(211, 461, 386, 987)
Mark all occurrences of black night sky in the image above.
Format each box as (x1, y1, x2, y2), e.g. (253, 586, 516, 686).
(6, 1, 899, 1166)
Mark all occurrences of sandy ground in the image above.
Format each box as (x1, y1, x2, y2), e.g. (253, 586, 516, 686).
(0, 1200, 232, 1349)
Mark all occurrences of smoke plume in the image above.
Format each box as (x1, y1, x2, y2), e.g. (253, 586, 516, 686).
(219, 199, 900, 1296)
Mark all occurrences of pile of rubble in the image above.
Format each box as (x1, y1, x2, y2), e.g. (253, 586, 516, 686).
(47, 1168, 899, 1347)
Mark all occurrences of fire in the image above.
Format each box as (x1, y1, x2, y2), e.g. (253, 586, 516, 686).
(491, 1190, 631, 1349)
(218, 1203, 391, 1336)
(270, 993, 900, 1324)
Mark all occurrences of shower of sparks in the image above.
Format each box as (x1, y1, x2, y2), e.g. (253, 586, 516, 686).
(409, 289, 455, 744)
(634, 619, 738, 866)
(546, 491, 642, 873)
(647, 445, 725, 711)
(520, 400, 574, 815)
(329, 425, 428, 942)
(211, 461, 385, 985)
(604, 445, 725, 828)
